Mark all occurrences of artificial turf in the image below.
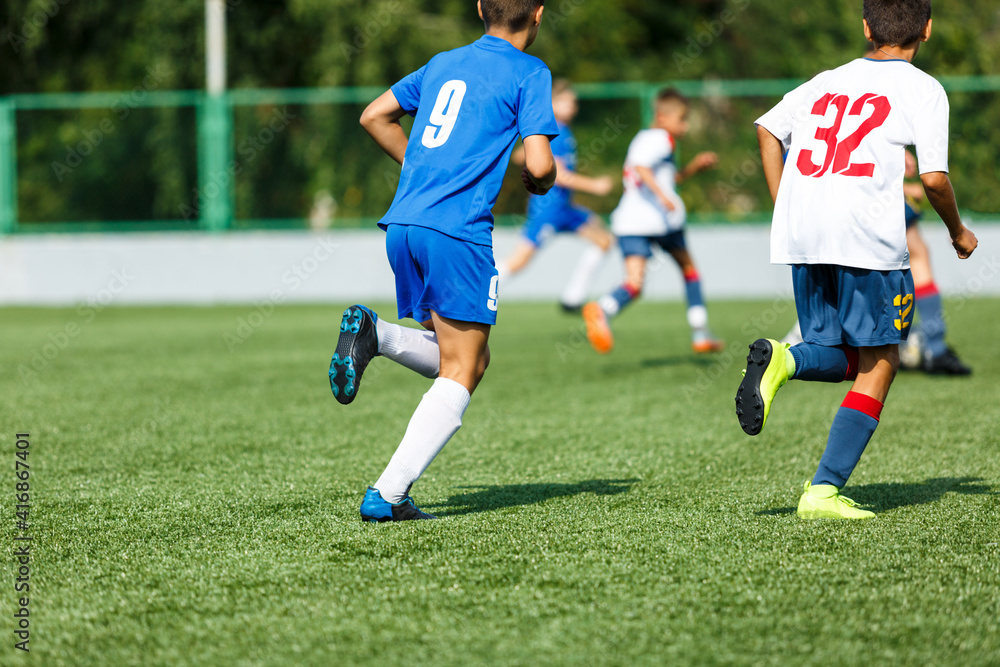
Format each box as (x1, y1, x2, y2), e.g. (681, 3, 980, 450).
(1, 300, 998, 666)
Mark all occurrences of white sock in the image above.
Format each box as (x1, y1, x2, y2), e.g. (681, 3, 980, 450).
(687, 304, 708, 330)
(375, 319, 440, 378)
(560, 245, 605, 307)
(374, 377, 471, 502)
(598, 294, 620, 318)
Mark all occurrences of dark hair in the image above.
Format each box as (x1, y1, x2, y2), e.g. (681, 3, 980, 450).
(863, 0, 932, 47)
(480, 0, 544, 32)
(654, 87, 688, 114)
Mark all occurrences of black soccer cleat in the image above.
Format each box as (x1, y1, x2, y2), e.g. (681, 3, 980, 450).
(329, 305, 379, 405)
(360, 487, 437, 523)
(924, 347, 972, 376)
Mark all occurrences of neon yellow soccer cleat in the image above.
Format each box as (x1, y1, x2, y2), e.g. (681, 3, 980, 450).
(796, 481, 875, 520)
(735, 338, 792, 436)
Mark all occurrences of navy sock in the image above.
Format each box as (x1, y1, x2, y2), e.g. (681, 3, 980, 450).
(789, 343, 858, 382)
(683, 269, 704, 308)
(915, 284, 947, 358)
(812, 392, 882, 487)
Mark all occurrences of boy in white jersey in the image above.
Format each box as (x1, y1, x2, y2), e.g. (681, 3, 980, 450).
(582, 89, 723, 354)
(735, 0, 977, 520)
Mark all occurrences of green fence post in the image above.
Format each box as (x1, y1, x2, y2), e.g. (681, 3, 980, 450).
(197, 93, 234, 231)
(0, 99, 17, 235)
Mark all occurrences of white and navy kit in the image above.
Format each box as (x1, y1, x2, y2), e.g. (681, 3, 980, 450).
(756, 57, 948, 345)
(610, 128, 686, 237)
(380, 35, 558, 325)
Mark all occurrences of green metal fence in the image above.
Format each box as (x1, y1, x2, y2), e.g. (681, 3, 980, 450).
(2, 76, 999, 234)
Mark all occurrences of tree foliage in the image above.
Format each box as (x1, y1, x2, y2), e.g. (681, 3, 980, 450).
(2, 0, 999, 226)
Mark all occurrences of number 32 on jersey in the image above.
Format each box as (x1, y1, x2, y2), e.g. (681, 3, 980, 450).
(797, 93, 891, 178)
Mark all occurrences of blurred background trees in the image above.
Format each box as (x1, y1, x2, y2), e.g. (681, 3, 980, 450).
(2, 0, 999, 227)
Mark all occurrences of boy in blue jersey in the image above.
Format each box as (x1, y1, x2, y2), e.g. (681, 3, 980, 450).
(329, 0, 558, 522)
(499, 79, 615, 312)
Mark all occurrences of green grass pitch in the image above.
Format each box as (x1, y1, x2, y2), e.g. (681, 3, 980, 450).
(1, 300, 998, 666)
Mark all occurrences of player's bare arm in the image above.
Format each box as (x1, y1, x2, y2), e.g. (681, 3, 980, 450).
(360, 90, 409, 165)
(757, 126, 785, 203)
(675, 151, 718, 184)
(554, 159, 613, 196)
(635, 164, 675, 211)
(920, 171, 978, 259)
(521, 134, 557, 195)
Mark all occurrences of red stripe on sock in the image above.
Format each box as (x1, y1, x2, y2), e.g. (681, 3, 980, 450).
(914, 282, 939, 300)
(683, 268, 700, 283)
(838, 345, 859, 381)
(842, 391, 883, 421)
(623, 283, 641, 298)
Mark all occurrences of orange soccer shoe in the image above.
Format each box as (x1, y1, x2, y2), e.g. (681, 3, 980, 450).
(582, 302, 614, 354)
(692, 337, 726, 354)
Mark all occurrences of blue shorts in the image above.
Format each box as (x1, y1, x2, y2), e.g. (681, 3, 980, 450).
(793, 264, 914, 347)
(521, 204, 591, 246)
(904, 201, 921, 229)
(385, 224, 499, 326)
(618, 230, 686, 258)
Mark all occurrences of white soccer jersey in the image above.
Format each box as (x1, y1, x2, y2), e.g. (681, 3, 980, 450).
(611, 128, 686, 236)
(756, 57, 950, 270)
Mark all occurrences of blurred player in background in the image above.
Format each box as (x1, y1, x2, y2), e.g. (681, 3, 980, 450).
(737, 0, 977, 519)
(498, 79, 615, 312)
(330, 0, 557, 522)
(898, 149, 972, 374)
(582, 88, 723, 354)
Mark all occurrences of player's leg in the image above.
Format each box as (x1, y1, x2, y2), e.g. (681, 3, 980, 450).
(330, 225, 443, 404)
(583, 239, 647, 353)
(906, 225, 970, 374)
(361, 226, 496, 522)
(497, 217, 546, 284)
(560, 212, 612, 312)
(797, 344, 896, 520)
(664, 236, 723, 353)
(736, 265, 854, 435)
(797, 267, 912, 520)
(498, 239, 537, 283)
(368, 314, 488, 516)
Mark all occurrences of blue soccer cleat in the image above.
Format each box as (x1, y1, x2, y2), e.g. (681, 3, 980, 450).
(329, 305, 379, 405)
(360, 487, 437, 523)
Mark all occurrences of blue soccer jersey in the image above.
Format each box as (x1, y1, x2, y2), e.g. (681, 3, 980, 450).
(379, 35, 559, 247)
(527, 121, 574, 219)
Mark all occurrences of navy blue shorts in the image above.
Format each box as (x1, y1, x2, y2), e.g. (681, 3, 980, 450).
(618, 230, 686, 258)
(521, 204, 591, 246)
(385, 224, 499, 326)
(792, 264, 914, 347)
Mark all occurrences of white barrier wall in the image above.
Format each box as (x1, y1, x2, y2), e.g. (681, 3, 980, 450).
(1, 225, 998, 305)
